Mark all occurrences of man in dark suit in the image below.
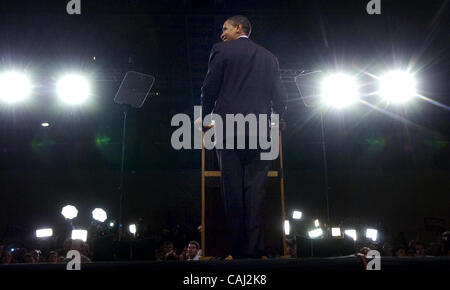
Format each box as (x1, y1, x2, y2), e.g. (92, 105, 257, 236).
(200, 15, 287, 259)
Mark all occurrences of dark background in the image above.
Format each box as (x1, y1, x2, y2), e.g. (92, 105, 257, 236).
(0, 0, 448, 244)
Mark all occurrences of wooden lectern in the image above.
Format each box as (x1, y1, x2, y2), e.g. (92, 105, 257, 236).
(200, 130, 287, 258)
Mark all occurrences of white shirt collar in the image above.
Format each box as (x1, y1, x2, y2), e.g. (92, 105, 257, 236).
(238, 35, 249, 39)
(187, 252, 201, 261)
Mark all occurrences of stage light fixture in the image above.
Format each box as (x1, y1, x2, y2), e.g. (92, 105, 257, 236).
(366, 228, 378, 241)
(308, 228, 323, 239)
(321, 73, 359, 108)
(61, 205, 78, 220)
(314, 219, 320, 228)
(292, 211, 302, 220)
(284, 220, 291, 235)
(36, 228, 53, 238)
(57, 74, 90, 105)
(331, 227, 342, 237)
(71, 229, 88, 242)
(379, 70, 416, 104)
(344, 229, 357, 241)
(91, 208, 107, 222)
(0, 71, 31, 104)
(109, 222, 115, 227)
(41, 122, 50, 127)
(129, 224, 136, 235)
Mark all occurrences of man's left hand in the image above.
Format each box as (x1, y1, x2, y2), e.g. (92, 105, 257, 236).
(195, 116, 215, 132)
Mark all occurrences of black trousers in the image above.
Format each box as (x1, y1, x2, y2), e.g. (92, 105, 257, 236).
(216, 147, 270, 258)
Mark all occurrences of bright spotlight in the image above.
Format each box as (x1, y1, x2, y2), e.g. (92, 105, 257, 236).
(344, 229, 357, 241)
(321, 73, 359, 108)
(71, 229, 88, 242)
(109, 222, 115, 228)
(61, 205, 78, 220)
(57, 74, 90, 105)
(292, 211, 302, 220)
(379, 70, 416, 104)
(0, 71, 32, 104)
(129, 224, 136, 235)
(91, 208, 107, 223)
(366, 228, 378, 241)
(36, 228, 53, 238)
(331, 227, 342, 237)
(308, 228, 323, 239)
(41, 123, 50, 127)
(314, 219, 320, 228)
(284, 220, 291, 235)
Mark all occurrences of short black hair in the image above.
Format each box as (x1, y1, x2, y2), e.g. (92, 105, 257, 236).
(227, 15, 252, 36)
(394, 245, 406, 252)
(415, 241, 425, 247)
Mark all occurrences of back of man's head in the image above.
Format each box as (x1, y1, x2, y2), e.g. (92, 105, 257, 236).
(227, 15, 252, 37)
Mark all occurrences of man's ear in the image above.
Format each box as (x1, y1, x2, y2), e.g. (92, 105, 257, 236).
(236, 24, 243, 33)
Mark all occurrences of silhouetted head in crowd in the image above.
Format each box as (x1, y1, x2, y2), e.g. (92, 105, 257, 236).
(23, 252, 36, 264)
(187, 241, 200, 260)
(31, 250, 41, 263)
(394, 245, 407, 257)
(358, 247, 371, 256)
(179, 246, 188, 261)
(161, 241, 174, 255)
(157, 240, 177, 261)
(47, 251, 58, 263)
(442, 231, 450, 256)
(1, 250, 13, 264)
(70, 239, 84, 252)
(80, 242, 90, 258)
(286, 240, 297, 258)
(382, 242, 393, 256)
(13, 248, 27, 263)
(426, 242, 441, 256)
(414, 241, 426, 257)
(63, 238, 73, 252)
(407, 247, 415, 256)
(369, 243, 382, 253)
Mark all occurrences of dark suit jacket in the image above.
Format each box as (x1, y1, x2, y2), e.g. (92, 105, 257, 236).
(201, 37, 287, 123)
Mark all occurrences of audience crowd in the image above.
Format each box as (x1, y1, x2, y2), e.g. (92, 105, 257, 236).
(1, 228, 449, 264)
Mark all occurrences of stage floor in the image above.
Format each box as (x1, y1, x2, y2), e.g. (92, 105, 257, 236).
(1, 256, 449, 271)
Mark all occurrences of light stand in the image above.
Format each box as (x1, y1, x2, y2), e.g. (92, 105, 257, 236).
(294, 71, 331, 225)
